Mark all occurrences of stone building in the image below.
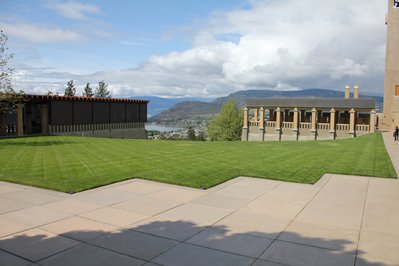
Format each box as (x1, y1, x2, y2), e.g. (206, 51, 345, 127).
(0, 94, 149, 139)
(382, 0, 399, 129)
(242, 86, 376, 141)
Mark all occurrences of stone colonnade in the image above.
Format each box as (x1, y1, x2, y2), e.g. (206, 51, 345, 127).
(242, 107, 376, 141)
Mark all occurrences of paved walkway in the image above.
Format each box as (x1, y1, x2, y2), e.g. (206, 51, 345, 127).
(0, 134, 398, 266)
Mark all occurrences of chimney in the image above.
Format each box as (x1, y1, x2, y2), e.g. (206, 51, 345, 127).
(354, 85, 359, 99)
(345, 85, 350, 99)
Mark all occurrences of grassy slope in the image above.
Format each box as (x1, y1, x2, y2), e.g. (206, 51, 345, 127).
(0, 133, 396, 193)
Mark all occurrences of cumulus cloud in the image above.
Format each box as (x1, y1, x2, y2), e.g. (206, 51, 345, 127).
(44, 1, 101, 20)
(12, 0, 388, 97)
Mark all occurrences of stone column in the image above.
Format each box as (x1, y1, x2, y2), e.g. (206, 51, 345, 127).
(16, 103, 24, 136)
(369, 109, 376, 133)
(349, 108, 356, 137)
(259, 107, 265, 141)
(41, 104, 49, 135)
(329, 108, 336, 139)
(242, 107, 249, 141)
(293, 108, 299, 140)
(311, 108, 317, 140)
(276, 107, 282, 141)
(253, 109, 259, 122)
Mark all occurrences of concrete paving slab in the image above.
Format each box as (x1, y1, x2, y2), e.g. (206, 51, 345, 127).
(0, 228, 80, 262)
(40, 216, 118, 242)
(296, 203, 364, 230)
(150, 187, 207, 202)
(42, 199, 102, 215)
(38, 243, 144, 266)
(230, 177, 281, 189)
(0, 196, 36, 214)
(114, 179, 168, 195)
(72, 188, 140, 206)
(252, 259, 286, 266)
(356, 230, 399, 266)
(129, 216, 205, 241)
(213, 210, 291, 239)
(0, 216, 34, 238)
(112, 195, 183, 216)
(1, 206, 70, 228)
(79, 207, 148, 227)
(152, 243, 254, 266)
(159, 203, 232, 226)
(186, 227, 273, 258)
(89, 229, 178, 261)
(190, 194, 250, 210)
(260, 240, 356, 266)
(279, 220, 359, 253)
(210, 184, 269, 200)
(0, 249, 31, 266)
(2, 190, 63, 206)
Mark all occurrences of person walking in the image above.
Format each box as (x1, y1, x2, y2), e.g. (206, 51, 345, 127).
(394, 126, 399, 141)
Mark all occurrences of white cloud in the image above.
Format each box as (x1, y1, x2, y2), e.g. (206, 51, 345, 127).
(2, 22, 84, 43)
(44, 1, 100, 20)
(12, 0, 388, 97)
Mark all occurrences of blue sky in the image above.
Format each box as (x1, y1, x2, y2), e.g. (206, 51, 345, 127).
(0, 0, 388, 98)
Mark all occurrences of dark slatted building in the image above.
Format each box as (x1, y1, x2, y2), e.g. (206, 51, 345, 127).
(1, 94, 149, 139)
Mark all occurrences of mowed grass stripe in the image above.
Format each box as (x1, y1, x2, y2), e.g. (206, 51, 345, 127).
(0, 133, 396, 192)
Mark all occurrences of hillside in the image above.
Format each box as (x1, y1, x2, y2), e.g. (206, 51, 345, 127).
(150, 101, 222, 123)
(149, 89, 384, 123)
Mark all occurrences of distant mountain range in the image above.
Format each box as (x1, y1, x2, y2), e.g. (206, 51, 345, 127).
(137, 89, 383, 123)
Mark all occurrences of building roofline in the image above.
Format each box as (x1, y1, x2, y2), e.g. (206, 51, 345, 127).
(246, 97, 375, 110)
(23, 94, 150, 104)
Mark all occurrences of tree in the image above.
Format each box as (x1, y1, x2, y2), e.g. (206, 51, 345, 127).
(94, 81, 111, 98)
(0, 29, 26, 136)
(187, 126, 196, 141)
(82, 83, 94, 97)
(207, 99, 243, 141)
(196, 131, 206, 141)
(64, 80, 76, 96)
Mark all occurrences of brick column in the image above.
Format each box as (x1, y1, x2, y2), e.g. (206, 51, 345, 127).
(369, 109, 376, 133)
(242, 107, 249, 141)
(17, 103, 24, 136)
(41, 104, 49, 135)
(349, 108, 356, 137)
(329, 108, 336, 140)
(259, 107, 265, 141)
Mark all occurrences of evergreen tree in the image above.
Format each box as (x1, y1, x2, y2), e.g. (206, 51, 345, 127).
(64, 80, 76, 96)
(82, 83, 94, 97)
(207, 99, 243, 141)
(187, 126, 196, 141)
(94, 81, 111, 98)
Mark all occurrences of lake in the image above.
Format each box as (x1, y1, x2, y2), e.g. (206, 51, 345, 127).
(145, 124, 184, 132)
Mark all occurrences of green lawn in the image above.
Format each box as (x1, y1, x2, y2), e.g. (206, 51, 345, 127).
(0, 133, 396, 193)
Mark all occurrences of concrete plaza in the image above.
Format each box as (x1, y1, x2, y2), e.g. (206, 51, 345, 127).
(0, 133, 398, 266)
